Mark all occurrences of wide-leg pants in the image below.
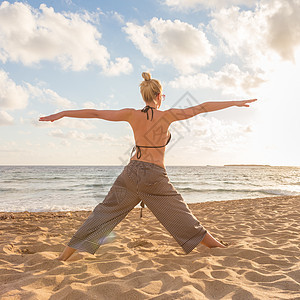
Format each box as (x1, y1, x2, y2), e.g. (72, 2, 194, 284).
(67, 160, 207, 254)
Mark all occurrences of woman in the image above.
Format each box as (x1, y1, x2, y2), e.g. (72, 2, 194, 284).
(39, 72, 257, 261)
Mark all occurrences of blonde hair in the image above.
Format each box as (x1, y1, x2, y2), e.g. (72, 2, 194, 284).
(139, 72, 162, 104)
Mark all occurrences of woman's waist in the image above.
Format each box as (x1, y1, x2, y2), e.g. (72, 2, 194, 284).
(129, 158, 166, 170)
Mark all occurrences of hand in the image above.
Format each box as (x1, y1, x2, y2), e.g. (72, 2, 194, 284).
(235, 99, 257, 107)
(39, 112, 64, 122)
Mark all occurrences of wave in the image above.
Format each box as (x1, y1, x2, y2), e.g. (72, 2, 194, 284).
(1, 177, 114, 184)
(0, 188, 20, 192)
(257, 188, 299, 196)
(2, 186, 298, 197)
(176, 187, 300, 196)
(1, 177, 66, 182)
(85, 183, 111, 188)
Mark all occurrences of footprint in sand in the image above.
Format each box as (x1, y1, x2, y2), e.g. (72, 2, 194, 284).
(20, 247, 35, 254)
(3, 244, 35, 255)
(127, 240, 154, 249)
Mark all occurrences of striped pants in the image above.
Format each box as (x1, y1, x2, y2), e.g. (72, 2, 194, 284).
(67, 159, 207, 254)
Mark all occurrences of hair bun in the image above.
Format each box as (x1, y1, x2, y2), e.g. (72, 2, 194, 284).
(142, 72, 151, 81)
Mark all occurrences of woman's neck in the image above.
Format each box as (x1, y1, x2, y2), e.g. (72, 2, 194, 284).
(145, 102, 159, 109)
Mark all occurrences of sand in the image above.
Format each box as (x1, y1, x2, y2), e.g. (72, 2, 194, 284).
(0, 195, 299, 300)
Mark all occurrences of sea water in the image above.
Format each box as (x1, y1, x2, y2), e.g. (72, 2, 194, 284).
(0, 165, 299, 212)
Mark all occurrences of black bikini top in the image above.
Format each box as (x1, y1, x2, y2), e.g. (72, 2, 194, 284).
(130, 105, 172, 159)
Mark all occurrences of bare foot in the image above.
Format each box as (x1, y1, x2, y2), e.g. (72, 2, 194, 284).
(208, 240, 227, 248)
(56, 245, 77, 261)
(56, 255, 66, 261)
(200, 231, 228, 248)
(62, 253, 85, 261)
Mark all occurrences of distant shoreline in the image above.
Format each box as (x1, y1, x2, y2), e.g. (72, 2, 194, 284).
(224, 164, 271, 167)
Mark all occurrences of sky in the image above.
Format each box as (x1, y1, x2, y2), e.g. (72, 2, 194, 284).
(0, 0, 299, 166)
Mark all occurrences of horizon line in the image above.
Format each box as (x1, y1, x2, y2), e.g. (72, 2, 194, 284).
(1, 164, 299, 167)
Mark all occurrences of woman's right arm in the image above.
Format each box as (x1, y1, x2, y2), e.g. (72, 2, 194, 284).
(165, 99, 257, 123)
(39, 108, 134, 123)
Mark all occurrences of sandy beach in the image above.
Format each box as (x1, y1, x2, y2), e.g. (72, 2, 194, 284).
(0, 195, 299, 299)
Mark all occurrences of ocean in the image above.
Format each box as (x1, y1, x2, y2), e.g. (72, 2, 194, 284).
(0, 165, 299, 212)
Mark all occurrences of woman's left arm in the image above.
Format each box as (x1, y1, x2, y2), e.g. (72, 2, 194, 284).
(39, 108, 134, 123)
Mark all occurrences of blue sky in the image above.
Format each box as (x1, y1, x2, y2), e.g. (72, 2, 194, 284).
(0, 0, 300, 166)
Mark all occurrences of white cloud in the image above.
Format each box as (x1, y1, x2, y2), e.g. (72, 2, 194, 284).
(266, 0, 300, 62)
(173, 115, 253, 152)
(0, 2, 132, 75)
(110, 11, 125, 24)
(164, 0, 256, 10)
(54, 118, 97, 130)
(170, 1, 300, 94)
(26, 82, 98, 129)
(83, 101, 97, 109)
(61, 140, 71, 146)
(103, 57, 133, 76)
(0, 69, 28, 110)
(63, 0, 73, 5)
(0, 110, 14, 126)
(24, 83, 111, 130)
(169, 64, 265, 95)
(49, 129, 115, 142)
(25, 84, 97, 129)
(83, 101, 110, 109)
(210, 1, 300, 70)
(26, 83, 75, 109)
(123, 17, 214, 74)
(0, 69, 29, 126)
(42, 89, 74, 109)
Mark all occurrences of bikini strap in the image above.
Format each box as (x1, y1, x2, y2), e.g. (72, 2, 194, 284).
(140, 200, 145, 218)
(130, 145, 143, 159)
(130, 134, 171, 160)
(141, 105, 155, 121)
(166, 131, 171, 145)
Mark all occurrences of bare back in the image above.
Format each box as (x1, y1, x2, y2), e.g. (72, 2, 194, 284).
(128, 108, 172, 168)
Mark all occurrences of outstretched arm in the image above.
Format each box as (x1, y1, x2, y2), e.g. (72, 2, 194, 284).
(39, 108, 134, 122)
(166, 99, 257, 123)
